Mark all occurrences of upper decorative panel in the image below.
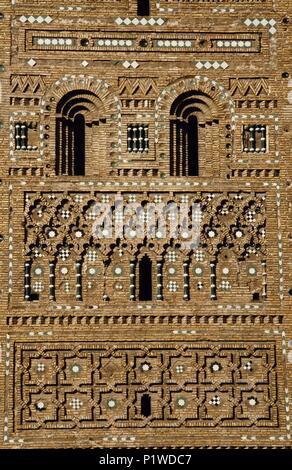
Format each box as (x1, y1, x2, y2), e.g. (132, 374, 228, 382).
(24, 31, 261, 54)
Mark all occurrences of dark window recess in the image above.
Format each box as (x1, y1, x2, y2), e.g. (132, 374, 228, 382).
(210, 261, 216, 300)
(187, 115, 199, 176)
(243, 124, 267, 153)
(127, 124, 149, 153)
(170, 108, 200, 176)
(15, 122, 37, 151)
(170, 90, 218, 177)
(141, 394, 151, 417)
(55, 89, 105, 176)
(252, 292, 260, 301)
(139, 255, 152, 301)
(73, 114, 85, 176)
(29, 293, 40, 301)
(24, 261, 32, 301)
(137, 0, 150, 17)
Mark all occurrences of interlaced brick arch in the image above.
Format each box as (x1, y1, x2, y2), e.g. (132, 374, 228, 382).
(155, 75, 236, 143)
(40, 75, 123, 175)
(155, 75, 236, 177)
(41, 74, 121, 116)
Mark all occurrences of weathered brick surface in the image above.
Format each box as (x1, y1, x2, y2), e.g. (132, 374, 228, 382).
(0, 0, 292, 448)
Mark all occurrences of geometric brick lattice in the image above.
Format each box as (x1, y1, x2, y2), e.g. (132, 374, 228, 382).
(16, 341, 279, 430)
(21, 190, 267, 306)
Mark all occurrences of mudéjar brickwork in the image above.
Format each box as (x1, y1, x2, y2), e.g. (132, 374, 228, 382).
(0, 0, 292, 449)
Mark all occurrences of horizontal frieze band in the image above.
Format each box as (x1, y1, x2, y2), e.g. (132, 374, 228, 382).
(25, 30, 260, 53)
(6, 313, 283, 327)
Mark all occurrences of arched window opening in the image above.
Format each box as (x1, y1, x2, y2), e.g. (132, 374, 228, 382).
(137, 0, 150, 16)
(55, 89, 106, 176)
(139, 255, 152, 301)
(141, 394, 151, 417)
(170, 90, 219, 177)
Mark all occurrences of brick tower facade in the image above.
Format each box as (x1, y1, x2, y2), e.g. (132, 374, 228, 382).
(1, 0, 292, 448)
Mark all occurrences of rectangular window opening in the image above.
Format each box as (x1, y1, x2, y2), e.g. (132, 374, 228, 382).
(242, 124, 267, 153)
(127, 124, 149, 153)
(14, 121, 38, 151)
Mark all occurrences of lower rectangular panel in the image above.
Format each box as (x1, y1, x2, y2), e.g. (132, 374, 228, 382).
(2, 328, 290, 447)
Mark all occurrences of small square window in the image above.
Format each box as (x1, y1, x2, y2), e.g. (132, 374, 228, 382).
(15, 121, 38, 151)
(127, 124, 149, 153)
(242, 124, 267, 153)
